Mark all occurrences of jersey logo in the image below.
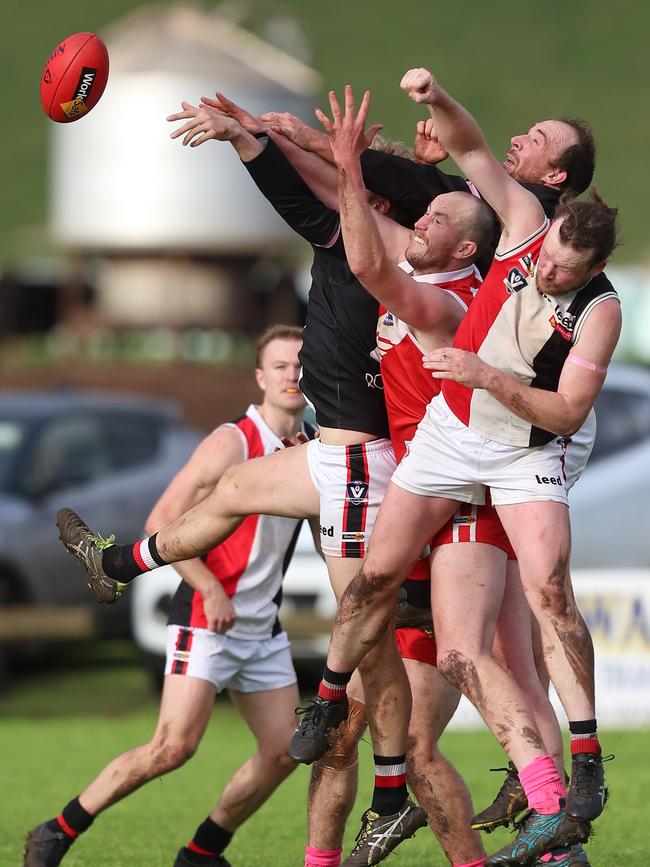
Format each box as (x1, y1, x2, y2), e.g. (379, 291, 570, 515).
(383, 312, 394, 326)
(346, 481, 369, 506)
(366, 372, 384, 389)
(548, 305, 576, 341)
(504, 267, 528, 294)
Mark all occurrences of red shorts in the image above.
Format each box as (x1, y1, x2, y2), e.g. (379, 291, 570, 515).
(432, 503, 516, 560)
(396, 627, 437, 667)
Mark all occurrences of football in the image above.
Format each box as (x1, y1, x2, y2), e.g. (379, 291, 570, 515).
(40, 32, 109, 123)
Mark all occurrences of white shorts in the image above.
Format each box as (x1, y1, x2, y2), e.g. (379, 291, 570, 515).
(564, 408, 596, 490)
(164, 626, 296, 694)
(306, 437, 396, 557)
(392, 395, 570, 506)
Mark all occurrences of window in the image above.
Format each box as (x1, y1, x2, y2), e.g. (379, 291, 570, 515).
(20, 415, 111, 496)
(101, 413, 162, 471)
(591, 388, 650, 462)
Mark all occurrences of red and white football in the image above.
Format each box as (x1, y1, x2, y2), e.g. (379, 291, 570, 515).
(40, 32, 109, 123)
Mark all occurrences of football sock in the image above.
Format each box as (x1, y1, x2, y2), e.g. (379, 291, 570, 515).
(304, 844, 343, 866)
(102, 535, 167, 582)
(371, 754, 408, 816)
(52, 797, 94, 839)
(519, 755, 567, 815)
(569, 719, 601, 755)
(318, 667, 352, 702)
(180, 818, 233, 863)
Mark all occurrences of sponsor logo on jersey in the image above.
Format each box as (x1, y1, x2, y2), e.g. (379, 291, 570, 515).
(346, 481, 369, 505)
(383, 312, 394, 326)
(366, 372, 384, 389)
(320, 525, 335, 538)
(535, 474, 563, 486)
(173, 651, 191, 661)
(342, 531, 366, 542)
(548, 306, 576, 341)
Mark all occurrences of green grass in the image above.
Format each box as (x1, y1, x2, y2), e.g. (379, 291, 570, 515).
(1, 651, 649, 865)
(2, 0, 650, 263)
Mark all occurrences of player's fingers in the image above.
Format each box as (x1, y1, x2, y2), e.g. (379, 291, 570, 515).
(171, 119, 199, 140)
(315, 106, 333, 132)
(416, 120, 425, 135)
(365, 123, 383, 147)
(357, 89, 372, 126)
(328, 90, 342, 121)
(424, 117, 437, 138)
(190, 131, 214, 147)
(344, 83, 355, 118)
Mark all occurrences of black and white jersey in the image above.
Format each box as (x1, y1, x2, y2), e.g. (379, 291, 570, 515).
(244, 140, 389, 438)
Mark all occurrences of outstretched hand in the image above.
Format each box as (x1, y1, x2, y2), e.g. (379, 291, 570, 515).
(400, 68, 438, 105)
(200, 91, 269, 135)
(167, 100, 240, 147)
(414, 117, 449, 165)
(314, 85, 383, 166)
(423, 347, 491, 388)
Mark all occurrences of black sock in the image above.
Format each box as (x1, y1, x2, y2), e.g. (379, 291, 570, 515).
(102, 534, 167, 582)
(318, 666, 352, 701)
(48, 796, 94, 839)
(371, 755, 408, 816)
(181, 817, 233, 862)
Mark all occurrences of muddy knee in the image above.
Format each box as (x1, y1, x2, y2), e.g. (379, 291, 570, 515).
(148, 735, 197, 775)
(437, 649, 484, 706)
(318, 698, 367, 771)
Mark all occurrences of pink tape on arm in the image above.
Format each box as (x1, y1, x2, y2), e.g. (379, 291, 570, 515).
(567, 353, 607, 374)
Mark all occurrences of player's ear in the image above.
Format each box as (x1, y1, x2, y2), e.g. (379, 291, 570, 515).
(544, 166, 568, 187)
(457, 239, 477, 261)
(255, 367, 266, 393)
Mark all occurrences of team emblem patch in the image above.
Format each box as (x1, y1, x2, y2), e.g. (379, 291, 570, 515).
(383, 312, 394, 326)
(346, 481, 369, 506)
(504, 267, 528, 294)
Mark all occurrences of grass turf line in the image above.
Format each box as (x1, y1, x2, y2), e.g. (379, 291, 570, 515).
(1, 700, 648, 866)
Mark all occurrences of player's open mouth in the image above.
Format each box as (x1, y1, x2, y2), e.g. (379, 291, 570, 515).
(413, 235, 426, 246)
(504, 153, 515, 166)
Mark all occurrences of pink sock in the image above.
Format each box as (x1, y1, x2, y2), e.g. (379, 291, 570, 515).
(519, 755, 567, 815)
(304, 844, 343, 867)
(453, 859, 486, 866)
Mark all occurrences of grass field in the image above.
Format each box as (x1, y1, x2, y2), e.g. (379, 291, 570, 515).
(1, 648, 649, 866)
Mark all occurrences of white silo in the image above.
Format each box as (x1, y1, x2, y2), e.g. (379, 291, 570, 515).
(48, 4, 320, 327)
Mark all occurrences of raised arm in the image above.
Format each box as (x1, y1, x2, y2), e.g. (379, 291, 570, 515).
(400, 68, 544, 250)
(167, 100, 340, 247)
(145, 426, 247, 633)
(317, 86, 464, 333)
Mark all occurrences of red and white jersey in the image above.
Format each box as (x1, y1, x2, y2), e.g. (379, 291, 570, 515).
(168, 406, 311, 640)
(443, 221, 618, 447)
(375, 262, 482, 461)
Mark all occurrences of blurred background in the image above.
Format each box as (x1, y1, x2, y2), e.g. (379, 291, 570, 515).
(1, 0, 649, 728)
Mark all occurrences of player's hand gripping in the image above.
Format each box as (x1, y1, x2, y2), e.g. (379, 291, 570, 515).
(400, 67, 439, 105)
(167, 101, 241, 147)
(200, 91, 270, 135)
(423, 347, 492, 389)
(315, 85, 383, 167)
(260, 110, 328, 152)
(414, 117, 449, 165)
(202, 583, 237, 634)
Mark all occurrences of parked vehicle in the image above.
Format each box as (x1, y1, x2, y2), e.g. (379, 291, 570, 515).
(131, 364, 650, 670)
(0, 391, 202, 683)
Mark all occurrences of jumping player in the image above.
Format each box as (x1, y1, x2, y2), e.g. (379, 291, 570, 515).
(24, 326, 314, 867)
(294, 72, 619, 866)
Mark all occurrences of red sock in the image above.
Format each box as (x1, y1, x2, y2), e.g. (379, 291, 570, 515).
(519, 755, 567, 815)
(569, 719, 601, 755)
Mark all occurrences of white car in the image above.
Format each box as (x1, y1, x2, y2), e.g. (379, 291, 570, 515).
(131, 364, 650, 665)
